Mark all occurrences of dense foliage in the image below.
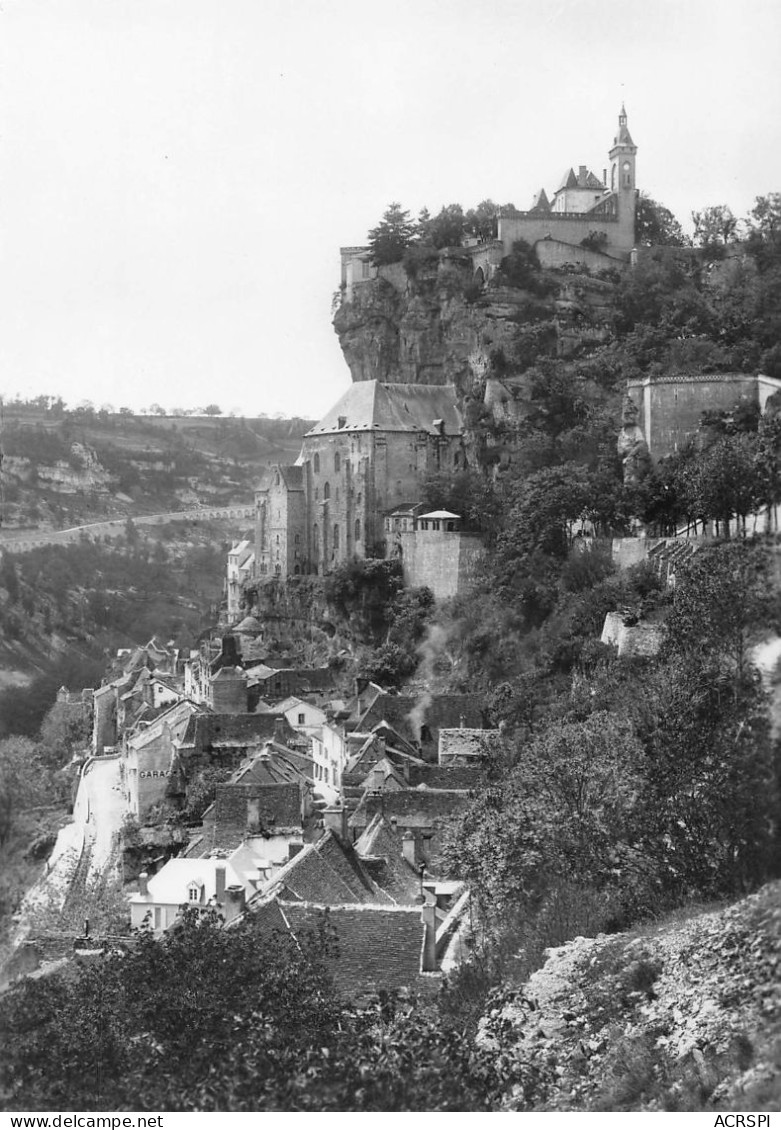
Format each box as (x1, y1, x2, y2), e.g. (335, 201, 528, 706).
(0, 534, 224, 736)
(0, 910, 506, 1112)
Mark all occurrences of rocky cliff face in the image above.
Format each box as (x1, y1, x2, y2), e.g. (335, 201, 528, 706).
(481, 881, 781, 1112)
(332, 256, 618, 396)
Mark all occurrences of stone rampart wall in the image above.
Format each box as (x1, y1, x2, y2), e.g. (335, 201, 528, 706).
(535, 239, 627, 272)
(396, 530, 486, 599)
(626, 374, 760, 459)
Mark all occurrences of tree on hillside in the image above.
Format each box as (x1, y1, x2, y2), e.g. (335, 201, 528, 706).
(635, 193, 686, 247)
(465, 200, 506, 242)
(0, 908, 503, 1111)
(446, 712, 647, 930)
(637, 657, 778, 898)
(663, 541, 774, 680)
(747, 192, 781, 242)
(426, 204, 466, 249)
(496, 463, 591, 564)
(692, 204, 738, 251)
(691, 433, 761, 537)
(367, 203, 415, 266)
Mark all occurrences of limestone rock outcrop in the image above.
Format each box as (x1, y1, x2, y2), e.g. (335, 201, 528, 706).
(332, 259, 619, 396)
(481, 881, 781, 1112)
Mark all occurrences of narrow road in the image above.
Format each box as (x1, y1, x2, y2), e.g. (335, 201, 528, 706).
(8, 755, 129, 955)
(0, 504, 254, 553)
(81, 756, 126, 884)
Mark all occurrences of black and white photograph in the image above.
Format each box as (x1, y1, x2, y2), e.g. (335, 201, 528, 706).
(1, 0, 780, 1117)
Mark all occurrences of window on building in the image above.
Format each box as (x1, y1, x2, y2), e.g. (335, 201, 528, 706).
(333, 523, 340, 550)
(334, 451, 341, 472)
(313, 453, 320, 473)
(187, 882, 201, 903)
(354, 518, 361, 541)
(298, 712, 305, 724)
(294, 533, 300, 544)
(323, 482, 330, 500)
(356, 492, 362, 505)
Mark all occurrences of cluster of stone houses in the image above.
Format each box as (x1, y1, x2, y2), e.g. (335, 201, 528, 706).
(89, 633, 500, 996)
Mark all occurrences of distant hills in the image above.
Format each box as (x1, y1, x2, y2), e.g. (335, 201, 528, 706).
(0, 404, 314, 533)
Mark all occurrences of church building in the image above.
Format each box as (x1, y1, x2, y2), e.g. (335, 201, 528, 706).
(254, 381, 464, 577)
(495, 105, 638, 267)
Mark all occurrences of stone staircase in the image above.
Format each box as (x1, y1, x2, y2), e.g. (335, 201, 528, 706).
(647, 537, 700, 588)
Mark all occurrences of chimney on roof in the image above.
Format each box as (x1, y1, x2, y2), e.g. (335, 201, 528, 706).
(225, 884, 246, 917)
(338, 415, 347, 429)
(139, 872, 149, 896)
(376, 734, 386, 757)
(402, 829, 420, 869)
(323, 803, 350, 844)
(401, 758, 411, 784)
(221, 634, 240, 667)
(578, 165, 586, 182)
(272, 717, 287, 745)
(215, 863, 226, 903)
(603, 168, 607, 186)
(421, 883, 438, 972)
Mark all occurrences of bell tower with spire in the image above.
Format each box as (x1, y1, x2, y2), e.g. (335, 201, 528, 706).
(609, 103, 637, 250)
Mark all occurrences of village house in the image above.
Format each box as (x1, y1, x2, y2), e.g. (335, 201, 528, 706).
(168, 711, 302, 799)
(438, 726, 504, 766)
(129, 858, 250, 934)
(226, 537, 255, 621)
(246, 809, 470, 999)
(92, 640, 185, 754)
(263, 695, 327, 742)
(184, 635, 250, 713)
(123, 699, 199, 819)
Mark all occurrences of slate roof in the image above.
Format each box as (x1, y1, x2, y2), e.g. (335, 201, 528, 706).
(613, 105, 635, 147)
(353, 815, 426, 904)
(349, 788, 471, 833)
(256, 830, 394, 906)
(234, 615, 263, 635)
(354, 693, 487, 747)
(230, 745, 314, 786)
(556, 166, 605, 191)
(255, 464, 304, 492)
(529, 187, 551, 213)
(214, 781, 303, 833)
(272, 902, 432, 998)
(126, 699, 198, 751)
(177, 712, 297, 751)
(438, 727, 504, 763)
(407, 763, 486, 790)
(130, 858, 244, 907)
(306, 381, 462, 437)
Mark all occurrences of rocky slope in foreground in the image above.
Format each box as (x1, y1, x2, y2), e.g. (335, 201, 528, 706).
(483, 881, 781, 1112)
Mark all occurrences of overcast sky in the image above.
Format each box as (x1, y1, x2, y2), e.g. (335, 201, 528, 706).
(1, 0, 780, 419)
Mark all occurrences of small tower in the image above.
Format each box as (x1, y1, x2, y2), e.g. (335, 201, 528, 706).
(608, 103, 637, 252)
